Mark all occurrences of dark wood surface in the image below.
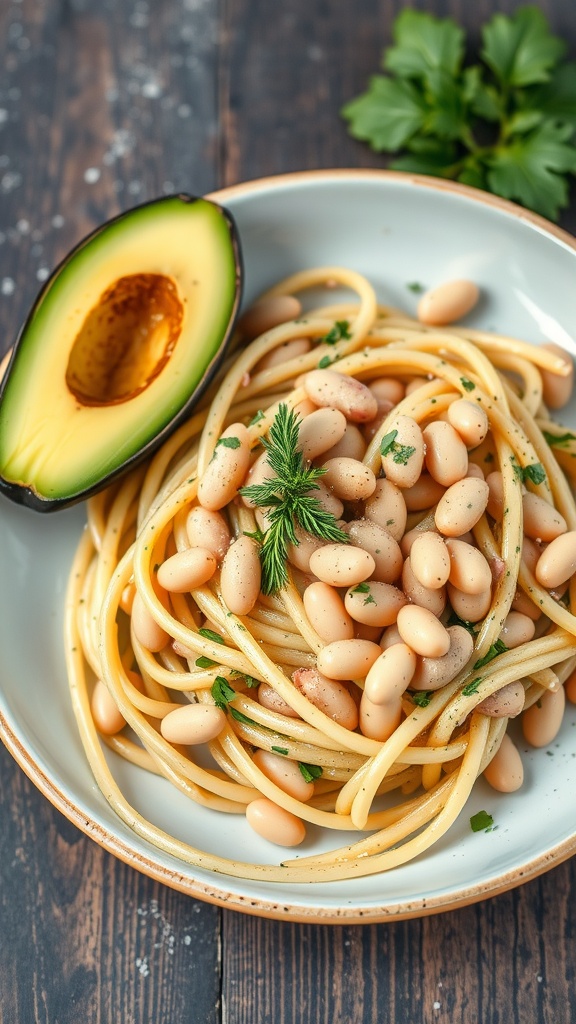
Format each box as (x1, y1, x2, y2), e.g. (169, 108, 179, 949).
(1, 1, 575, 1021)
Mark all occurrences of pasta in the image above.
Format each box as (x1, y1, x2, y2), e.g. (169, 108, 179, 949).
(65, 266, 576, 882)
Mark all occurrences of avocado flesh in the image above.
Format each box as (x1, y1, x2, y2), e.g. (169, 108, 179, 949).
(0, 195, 241, 510)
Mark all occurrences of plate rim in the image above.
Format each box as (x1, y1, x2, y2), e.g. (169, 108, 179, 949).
(2, 167, 576, 923)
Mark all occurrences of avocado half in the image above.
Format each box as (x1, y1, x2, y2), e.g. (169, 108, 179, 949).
(0, 194, 242, 511)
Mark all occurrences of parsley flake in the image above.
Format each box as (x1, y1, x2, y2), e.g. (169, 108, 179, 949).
(380, 429, 416, 465)
(473, 638, 508, 669)
(470, 809, 495, 833)
(542, 430, 576, 448)
(460, 377, 476, 392)
(322, 320, 352, 345)
(211, 676, 236, 710)
(411, 690, 434, 708)
(249, 409, 266, 426)
(271, 746, 289, 755)
(462, 676, 483, 696)
(298, 762, 323, 783)
(216, 435, 241, 450)
(195, 656, 217, 669)
(199, 628, 225, 645)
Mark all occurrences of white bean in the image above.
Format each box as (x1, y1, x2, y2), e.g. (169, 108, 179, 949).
(316, 639, 382, 680)
(402, 474, 445, 512)
(132, 591, 169, 652)
(447, 399, 489, 448)
(246, 798, 306, 847)
(445, 538, 492, 595)
(303, 581, 354, 643)
(540, 342, 574, 410)
(292, 667, 358, 730)
(380, 415, 425, 489)
(157, 547, 217, 593)
(344, 519, 403, 584)
(402, 558, 447, 616)
(483, 734, 524, 793)
(522, 685, 566, 747)
(252, 749, 314, 801)
(255, 336, 311, 371)
(410, 625, 474, 691)
(423, 421, 468, 486)
(499, 611, 535, 648)
(535, 530, 576, 588)
(297, 407, 347, 460)
(409, 531, 450, 590)
(417, 279, 479, 326)
(186, 506, 231, 560)
(321, 457, 377, 501)
(303, 369, 378, 423)
(364, 644, 417, 704)
(359, 692, 402, 741)
(220, 536, 262, 615)
(238, 294, 302, 339)
(477, 681, 525, 718)
(522, 492, 567, 542)
(198, 423, 251, 511)
(364, 478, 407, 542)
(447, 583, 492, 622)
(396, 605, 451, 658)
(309, 543, 375, 587)
(321, 422, 366, 462)
(344, 581, 407, 627)
(434, 477, 490, 536)
(161, 703, 227, 745)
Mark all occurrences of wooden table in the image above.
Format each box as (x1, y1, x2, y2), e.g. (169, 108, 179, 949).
(1, 1, 575, 1021)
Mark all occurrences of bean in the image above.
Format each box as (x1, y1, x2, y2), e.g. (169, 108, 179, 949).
(477, 681, 525, 718)
(466, 462, 485, 480)
(445, 538, 492, 595)
(120, 581, 135, 615)
(132, 590, 169, 652)
(91, 679, 126, 735)
(410, 531, 450, 590)
(315, 479, 344, 519)
(535, 530, 576, 589)
(309, 543, 375, 587)
(380, 414, 425, 489)
(186, 506, 231, 560)
(396, 605, 451, 658)
(447, 583, 492, 622)
(364, 478, 407, 542)
(522, 685, 566, 747)
(540, 342, 574, 410)
(486, 471, 504, 521)
(402, 474, 445, 512)
(369, 377, 405, 407)
(417, 279, 479, 326)
(434, 477, 490, 537)
(511, 587, 542, 621)
(316, 639, 382, 680)
(252, 749, 314, 802)
(344, 580, 407, 627)
(287, 526, 326, 572)
(292, 667, 359, 730)
(303, 581, 354, 643)
(523, 492, 567, 542)
(161, 702, 227, 745)
(322, 422, 366, 462)
(220, 536, 262, 615)
(245, 798, 306, 847)
(364, 644, 417, 704)
(345, 519, 403, 583)
(258, 682, 301, 719)
(255, 336, 311, 371)
(297, 407, 348, 460)
(321, 457, 377, 501)
(402, 558, 447, 616)
(197, 423, 251, 511)
(379, 624, 404, 650)
(423, 421, 469, 487)
(238, 294, 302, 339)
(157, 546, 217, 593)
(303, 369, 378, 423)
(447, 399, 489, 449)
(499, 611, 536, 648)
(410, 625, 474, 691)
(404, 377, 427, 396)
(359, 692, 402, 741)
(483, 734, 524, 793)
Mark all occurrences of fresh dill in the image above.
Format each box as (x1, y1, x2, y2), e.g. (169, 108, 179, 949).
(239, 404, 348, 595)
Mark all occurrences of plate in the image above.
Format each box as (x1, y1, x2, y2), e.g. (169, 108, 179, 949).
(1, 169, 576, 923)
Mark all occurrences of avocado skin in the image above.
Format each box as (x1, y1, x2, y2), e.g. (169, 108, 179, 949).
(0, 194, 243, 512)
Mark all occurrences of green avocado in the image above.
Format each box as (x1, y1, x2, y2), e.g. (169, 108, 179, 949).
(0, 194, 242, 511)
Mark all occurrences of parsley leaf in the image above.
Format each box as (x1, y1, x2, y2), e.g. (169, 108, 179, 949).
(473, 639, 508, 669)
(470, 809, 495, 832)
(199, 628, 225, 645)
(380, 429, 416, 466)
(216, 435, 241, 450)
(523, 462, 546, 485)
(211, 676, 236, 710)
(195, 656, 218, 669)
(271, 746, 289, 755)
(460, 377, 475, 392)
(341, 7, 576, 221)
(462, 677, 483, 696)
(298, 762, 323, 783)
(411, 690, 434, 708)
(323, 320, 351, 345)
(542, 429, 576, 448)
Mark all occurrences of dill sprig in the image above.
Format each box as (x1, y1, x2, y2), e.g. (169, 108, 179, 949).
(239, 404, 348, 594)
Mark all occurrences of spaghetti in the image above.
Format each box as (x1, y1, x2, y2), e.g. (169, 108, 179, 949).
(65, 266, 576, 882)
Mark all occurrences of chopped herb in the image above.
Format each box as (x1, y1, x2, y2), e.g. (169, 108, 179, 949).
(249, 409, 266, 426)
(352, 582, 371, 593)
(542, 429, 576, 448)
(411, 690, 434, 707)
(473, 638, 508, 669)
(298, 762, 323, 783)
(242, 674, 260, 688)
(523, 462, 546, 485)
(229, 707, 259, 727)
(271, 746, 289, 755)
(239, 404, 348, 594)
(318, 354, 336, 369)
(216, 435, 241, 450)
(380, 428, 416, 465)
(211, 676, 236, 710)
(195, 656, 217, 669)
(199, 628, 225, 645)
(462, 676, 483, 696)
(447, 611, 477, 636)
(470, 809, 494, 833)
(407, 281, 424, 293)
(460, 377, 475, 392)
(322, 320, 351, 345)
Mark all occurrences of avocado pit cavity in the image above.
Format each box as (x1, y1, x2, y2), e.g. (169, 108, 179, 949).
(65, 273, 184, 406)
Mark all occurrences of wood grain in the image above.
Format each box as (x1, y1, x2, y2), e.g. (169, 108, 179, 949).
(0, 1, 575, 1022)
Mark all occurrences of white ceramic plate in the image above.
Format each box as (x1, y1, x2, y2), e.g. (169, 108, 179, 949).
(1, 170, 576, 922)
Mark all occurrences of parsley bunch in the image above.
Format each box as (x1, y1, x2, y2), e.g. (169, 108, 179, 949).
(342, 6, 576, 221)
(240, 404, 348, 595)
